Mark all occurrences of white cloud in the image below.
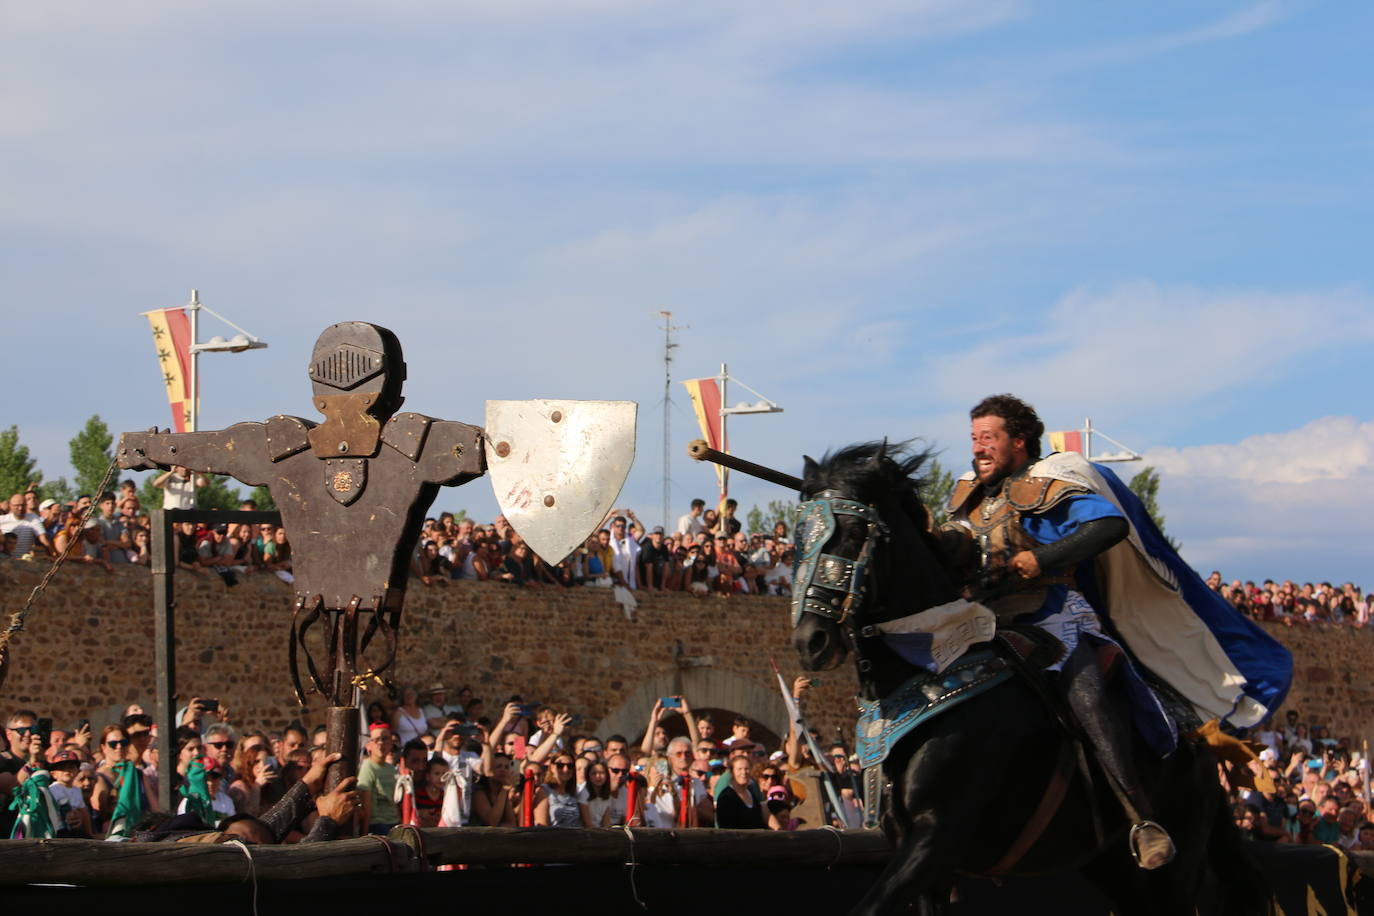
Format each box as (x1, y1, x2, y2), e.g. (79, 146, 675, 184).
(930, 282, 1374, 417)
(1141, 416, 1374, 584)
(1146, 416, 1374, 485)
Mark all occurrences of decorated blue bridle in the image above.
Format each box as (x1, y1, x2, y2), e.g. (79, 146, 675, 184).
(790, 490, 888, 627)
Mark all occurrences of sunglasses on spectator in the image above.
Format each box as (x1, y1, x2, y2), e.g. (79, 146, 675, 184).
(206, 740, 234, 749)
(762, 772, 782, 780)
(107, 739, 130, 748)
(554, 761, 574, 768)
(609, 767, 629, 775)
(10, 726, 35, 736)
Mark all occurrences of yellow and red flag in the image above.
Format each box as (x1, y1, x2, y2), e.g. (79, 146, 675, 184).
(1048, 429, 1084, 454)
(681, 376, 726, 496)
(143, 307, 194, 432)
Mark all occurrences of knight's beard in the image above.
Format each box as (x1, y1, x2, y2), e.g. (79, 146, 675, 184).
(971, 456, 1025, 489)
(972, 457, 1009, 489)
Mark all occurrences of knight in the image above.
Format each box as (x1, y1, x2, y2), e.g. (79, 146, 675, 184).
(118, 322, 486, 785)
(940, 394, 1290, 871)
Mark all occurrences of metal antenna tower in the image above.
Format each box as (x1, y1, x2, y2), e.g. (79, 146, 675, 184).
(659, 310, 686, 529)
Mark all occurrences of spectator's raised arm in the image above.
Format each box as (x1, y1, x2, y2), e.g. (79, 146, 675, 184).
(640, 698, 664, 757)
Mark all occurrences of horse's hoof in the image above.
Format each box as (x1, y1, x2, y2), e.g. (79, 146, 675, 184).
(1129, 820, 1176, 870)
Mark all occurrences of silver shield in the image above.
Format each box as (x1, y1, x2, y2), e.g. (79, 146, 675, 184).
(485, 399, 637, 565)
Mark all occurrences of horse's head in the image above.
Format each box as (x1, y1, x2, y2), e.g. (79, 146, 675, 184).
(791, 441, 960, 686)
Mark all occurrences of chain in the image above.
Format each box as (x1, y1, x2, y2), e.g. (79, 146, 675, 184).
(0, 455, 121, 652)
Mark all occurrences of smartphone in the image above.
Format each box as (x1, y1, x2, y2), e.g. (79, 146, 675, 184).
(515, 704, 537, 718)
(201, 698, 220, 713)
(808, 678, 823, 687)
(567, 714, 584, 728)
(509, 735, 527, 759)
(76, 718, 90, 734)
(660, 697, 682, 709)
(456, 725, 481, 737)
(36, 717, 53, 749)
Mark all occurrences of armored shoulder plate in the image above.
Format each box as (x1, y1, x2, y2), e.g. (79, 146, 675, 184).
(381, 412, 433, 462)
(947, 477, 979, 517)
(1007, 476, 1089, 513)
(265, 415, 313, 462)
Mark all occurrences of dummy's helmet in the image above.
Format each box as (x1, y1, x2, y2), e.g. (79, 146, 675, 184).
(308, 322, 407, 420)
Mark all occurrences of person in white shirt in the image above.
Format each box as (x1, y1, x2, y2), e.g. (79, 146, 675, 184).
(153, 466, 208, 510)
(607, 515, 641, 590)
(0, 493, 51, 558)
(676, 499, 707, 538)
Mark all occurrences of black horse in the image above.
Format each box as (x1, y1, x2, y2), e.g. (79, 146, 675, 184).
(791, 442, 1267, 916)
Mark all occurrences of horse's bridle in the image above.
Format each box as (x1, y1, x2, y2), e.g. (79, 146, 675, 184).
(791, 489, 888, 628)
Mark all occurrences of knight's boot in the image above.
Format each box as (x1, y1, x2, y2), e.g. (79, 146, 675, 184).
(1062, 642, 1176, 870)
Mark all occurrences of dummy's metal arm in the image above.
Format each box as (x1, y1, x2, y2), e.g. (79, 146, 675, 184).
(117, 423, 273, 488)
(411, 420, 486, 485)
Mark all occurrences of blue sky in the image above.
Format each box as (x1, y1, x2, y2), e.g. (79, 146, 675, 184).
(2, 1, 1370, 584)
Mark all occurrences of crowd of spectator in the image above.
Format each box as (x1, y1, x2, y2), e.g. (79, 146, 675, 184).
(412, 497, 795, 597)
(1207, 572, 1372, 628)
(0, 477, 293, 587)
(0, 483, 797, 599)
(0, 678, 863, 844)
(1230, 708, 1374, 850)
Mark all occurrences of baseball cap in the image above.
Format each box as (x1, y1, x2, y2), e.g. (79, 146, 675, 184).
(38, 499, 57, 510)
(652, 526, 664, 534)
(49, 750, 81, 766)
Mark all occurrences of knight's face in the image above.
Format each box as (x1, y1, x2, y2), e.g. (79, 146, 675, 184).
(971, 415, 1026, 486)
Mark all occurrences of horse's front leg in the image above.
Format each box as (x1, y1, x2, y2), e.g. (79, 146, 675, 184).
(855, 813, 965, 916)
(849, 735, 983, 916)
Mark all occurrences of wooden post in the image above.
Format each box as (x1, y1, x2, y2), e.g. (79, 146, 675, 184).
(150, 509, 177, 814)
(147, 509, 280, 814)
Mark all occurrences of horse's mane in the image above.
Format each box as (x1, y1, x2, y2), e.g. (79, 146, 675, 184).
(802, 440, 936, 525)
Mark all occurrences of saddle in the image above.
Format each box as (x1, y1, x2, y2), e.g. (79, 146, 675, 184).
(858, 624, 1103, 875)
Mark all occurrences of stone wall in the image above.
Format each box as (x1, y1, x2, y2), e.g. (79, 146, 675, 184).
(1, 562, 1369, 747)
(0, 564, 859, 744)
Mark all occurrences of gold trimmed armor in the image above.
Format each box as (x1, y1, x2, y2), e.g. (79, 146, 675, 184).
(942, 467, 1089, 618)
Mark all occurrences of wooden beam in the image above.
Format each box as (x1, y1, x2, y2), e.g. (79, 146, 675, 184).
(407, 826, 892, 868)
(149, 508, 177, 814)
(0, 836, 415, 885)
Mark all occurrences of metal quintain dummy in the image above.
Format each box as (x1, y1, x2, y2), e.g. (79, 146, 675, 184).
(118, 322, 635, 780)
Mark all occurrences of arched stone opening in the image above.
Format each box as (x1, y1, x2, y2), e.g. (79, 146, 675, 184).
(595, 668, 788, 752)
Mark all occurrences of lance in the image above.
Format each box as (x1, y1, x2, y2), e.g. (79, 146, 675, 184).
(687, 439, 803, 491)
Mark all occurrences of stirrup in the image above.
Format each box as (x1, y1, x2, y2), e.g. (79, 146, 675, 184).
(1128, 820, 1176, 870)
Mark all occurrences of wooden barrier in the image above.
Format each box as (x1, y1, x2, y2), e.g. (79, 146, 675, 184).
(0, 828, 886, 886)
(406, 826, 891, 868)
(0, 835, 416, 886)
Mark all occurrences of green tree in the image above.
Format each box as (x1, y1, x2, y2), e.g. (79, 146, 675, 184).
(0, 426, 43, 499)
(1128, 466, 1180, 551)
(920, 458, 957, 528)
(69, 414, 114, 497)
(41, 476, 75, 505)
(138, 475, 164, 511)
(196, 474, 242, 511)
(746, 499, 798, 536)
(249, 485, 278, 512)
